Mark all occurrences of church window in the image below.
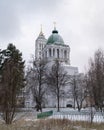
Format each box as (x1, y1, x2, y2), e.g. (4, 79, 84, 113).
(39, 44, 41, 50)
(49, 48, 51, 57)
(45, 51, 47, 58)
(57, 49, 59, 58)
(64, 50, 67, 59)
(53, 49, 55, 56)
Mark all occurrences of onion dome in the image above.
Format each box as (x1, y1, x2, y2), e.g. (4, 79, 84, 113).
(47, 27, 64, 45)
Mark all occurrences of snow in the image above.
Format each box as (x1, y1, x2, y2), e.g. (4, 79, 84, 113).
(1, 108, 103, 123)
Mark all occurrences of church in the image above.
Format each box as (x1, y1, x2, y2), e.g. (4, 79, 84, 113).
(25, 25, 80, 108)
(35, 25, 78, 75)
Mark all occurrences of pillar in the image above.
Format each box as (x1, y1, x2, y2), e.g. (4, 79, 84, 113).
(55, 48, 57, 58)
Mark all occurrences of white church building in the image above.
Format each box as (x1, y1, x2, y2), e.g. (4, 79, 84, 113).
(35, 26, 78, 74)
(25, 25, 80, 108)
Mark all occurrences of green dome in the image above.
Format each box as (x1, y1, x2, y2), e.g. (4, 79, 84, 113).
(47, 29, 64, 45)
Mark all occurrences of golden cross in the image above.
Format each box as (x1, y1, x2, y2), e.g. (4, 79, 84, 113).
(53, 22, 56, 30)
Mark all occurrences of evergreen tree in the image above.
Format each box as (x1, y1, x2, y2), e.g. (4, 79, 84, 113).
(0, 43, 25, 124)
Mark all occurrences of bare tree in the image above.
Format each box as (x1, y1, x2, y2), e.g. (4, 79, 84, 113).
(26, 58, 47, 112)
(71, 74, 87, 111)
(84, 74, 96, 124)
(46, 60, 69, 112)
(86, 49, 104, 112)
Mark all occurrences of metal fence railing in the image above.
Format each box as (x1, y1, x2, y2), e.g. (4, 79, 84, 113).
(49, 111, 104, 123)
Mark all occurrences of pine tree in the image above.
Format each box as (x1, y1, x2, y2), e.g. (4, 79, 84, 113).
(0, 43, 25, 124)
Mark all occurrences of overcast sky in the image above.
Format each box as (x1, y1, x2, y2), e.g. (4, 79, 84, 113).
(0, 0, 104, 72)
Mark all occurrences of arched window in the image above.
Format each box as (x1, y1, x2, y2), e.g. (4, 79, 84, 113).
(39, 44, 41, 50)
(45, 51, 47, 58)
(53, 49, 55, 57)
(57, 49, 59, 58)
(64, 50, 67, 59)
(49, 48, 51, 57)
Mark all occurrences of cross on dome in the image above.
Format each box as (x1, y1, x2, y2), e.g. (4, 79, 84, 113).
(53, 22, 56, 30)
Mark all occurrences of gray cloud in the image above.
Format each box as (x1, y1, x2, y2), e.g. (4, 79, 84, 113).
(0, 0, 21, 40)
(1, 0, 104, 72)
(0, 0, 62, 40)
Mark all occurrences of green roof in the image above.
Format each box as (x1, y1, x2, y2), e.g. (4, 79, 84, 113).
(47, 29, 64, 45)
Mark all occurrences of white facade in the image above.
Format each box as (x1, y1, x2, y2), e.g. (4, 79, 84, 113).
(26, 27, 80, 108)
(43, 44, 70, 64)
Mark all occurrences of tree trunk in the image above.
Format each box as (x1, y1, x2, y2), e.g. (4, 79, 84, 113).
(57, 95, 60, 112)
(74, 97, 76, 109)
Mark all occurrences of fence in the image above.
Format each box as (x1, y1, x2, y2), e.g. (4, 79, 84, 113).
(50, 111, 104, 123)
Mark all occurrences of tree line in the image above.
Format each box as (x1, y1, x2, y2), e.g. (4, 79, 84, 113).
(0, 43, 104, 124)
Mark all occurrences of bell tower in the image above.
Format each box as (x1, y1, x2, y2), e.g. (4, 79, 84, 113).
(35, 25, 47, 60)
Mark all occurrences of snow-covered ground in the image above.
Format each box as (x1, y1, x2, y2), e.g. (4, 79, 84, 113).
(1, 108, 103, 123)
